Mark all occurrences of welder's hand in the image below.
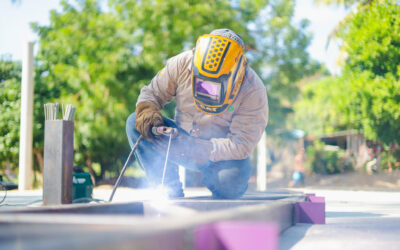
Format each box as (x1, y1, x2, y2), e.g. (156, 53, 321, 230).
(154, 133, 213, 166)
(135, 102, 164, 140)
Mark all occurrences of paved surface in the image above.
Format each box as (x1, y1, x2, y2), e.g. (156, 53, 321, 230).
(280, 189, 400, 250)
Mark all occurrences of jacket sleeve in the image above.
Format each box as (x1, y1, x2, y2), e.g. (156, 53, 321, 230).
(209, 86, 269, 161)
(136, 55, 182, 109)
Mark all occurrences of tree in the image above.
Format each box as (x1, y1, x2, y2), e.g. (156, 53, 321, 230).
(292, 76, 348, 136)
(338, 0, 400, 145)
(338, 0, 400, 77)
(314, 0, 373, 8)
(294, 0, 400, 147)
(335, 71, 400, 146)
(0, 58, 21, 172)
(32, 0, 141, 181)
(313, 0, 376, 47)
(0, 0, 321, 182)
(249, 0, 322, 132)
(31, 0, 269, 181)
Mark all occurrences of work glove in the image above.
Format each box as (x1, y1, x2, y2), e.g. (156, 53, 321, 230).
(135, 102, 164, 140)
(155, 132, 213, 166)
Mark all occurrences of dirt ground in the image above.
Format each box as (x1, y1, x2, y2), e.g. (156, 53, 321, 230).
(264, 170, 400, 191)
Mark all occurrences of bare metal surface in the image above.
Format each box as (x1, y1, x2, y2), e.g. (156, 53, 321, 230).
(43, 120, 74, 205)
(0, 191, 304, 249)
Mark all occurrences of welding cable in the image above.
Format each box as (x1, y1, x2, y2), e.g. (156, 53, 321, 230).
(0, 183, 45, 207)
(0, 199, 43, 207)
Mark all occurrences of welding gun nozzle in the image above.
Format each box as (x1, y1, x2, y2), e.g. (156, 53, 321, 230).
(152, 126, 178, 137)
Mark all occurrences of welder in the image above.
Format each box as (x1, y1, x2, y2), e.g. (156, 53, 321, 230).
(126, 29, 268, 199)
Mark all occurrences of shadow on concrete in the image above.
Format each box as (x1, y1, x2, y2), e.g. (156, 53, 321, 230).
(279, 223, 312, 250)
(326, 211, 384, 218)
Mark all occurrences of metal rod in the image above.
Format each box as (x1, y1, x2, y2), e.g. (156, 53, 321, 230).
(55, 103, 59, 120)
(161, 133, 173, 186)
(109, 135, 143, 202)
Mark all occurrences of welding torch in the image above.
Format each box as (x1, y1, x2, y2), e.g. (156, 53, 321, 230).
(151, 126, 178, 137)
(108, 126, 177, 202)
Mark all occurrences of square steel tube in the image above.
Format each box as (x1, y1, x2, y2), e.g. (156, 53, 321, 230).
(43, 120, 74, 205)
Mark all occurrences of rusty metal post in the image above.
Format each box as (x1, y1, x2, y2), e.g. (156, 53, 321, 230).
(43, 120, 74, 205)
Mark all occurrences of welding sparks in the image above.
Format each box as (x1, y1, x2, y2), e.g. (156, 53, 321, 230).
(147, 185, 171, 212)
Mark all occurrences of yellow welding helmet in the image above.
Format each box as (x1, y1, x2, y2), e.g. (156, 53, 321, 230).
(191, 29, 247, 115)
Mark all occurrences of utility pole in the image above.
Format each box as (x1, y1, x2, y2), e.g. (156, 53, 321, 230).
(18, 42, 34, 191)
(257, 131, 267, 191)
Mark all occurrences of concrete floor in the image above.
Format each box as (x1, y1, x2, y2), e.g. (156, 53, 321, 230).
(280, 189, 400, 250)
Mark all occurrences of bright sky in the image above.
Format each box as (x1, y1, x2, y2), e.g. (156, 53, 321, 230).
(0, 0, 349, 74)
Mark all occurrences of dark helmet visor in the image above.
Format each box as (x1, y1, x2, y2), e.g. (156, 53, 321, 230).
(194, 78, 222, 103)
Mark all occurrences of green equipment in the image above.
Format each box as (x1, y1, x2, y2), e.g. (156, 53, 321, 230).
(72, 166, 93, 202)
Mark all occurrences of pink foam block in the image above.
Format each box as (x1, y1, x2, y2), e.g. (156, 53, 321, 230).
(308, 195, 325, 203)
(295, 195, 326, 224)
(195, 221, 279, 250)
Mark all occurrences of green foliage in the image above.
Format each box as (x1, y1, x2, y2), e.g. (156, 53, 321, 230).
(380, 148, 400, 170)
(314, 0, 373, 8)
(295, 1, 400, 146)
(110, 0, 266, 67)
(32, 0, 142, 180)
(293, 1, 400, 174)
(250, 0, 322, 132)
(305, 140, 353, 174)
(292, 76, 348, 136)
(34, 0, 307, 180)
(0, 0, 320, 181)
(338, 1, 400, 145)
(0, 58, 21, 170)
(342, 72, 400, 145)
(339, 0, 400, 77)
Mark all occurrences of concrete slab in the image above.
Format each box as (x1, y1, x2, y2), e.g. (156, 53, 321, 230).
(280, 189, 400, 250)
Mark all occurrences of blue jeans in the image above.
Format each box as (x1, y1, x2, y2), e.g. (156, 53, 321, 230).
(126, 113, 252, 199)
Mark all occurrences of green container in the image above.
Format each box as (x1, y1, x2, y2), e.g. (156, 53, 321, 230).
(72, 172, 93, 202)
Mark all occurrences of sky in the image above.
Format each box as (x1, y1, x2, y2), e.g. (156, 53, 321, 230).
(0, 0, 349, 74)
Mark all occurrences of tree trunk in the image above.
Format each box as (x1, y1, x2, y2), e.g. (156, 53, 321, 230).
(33, 148, 44, 187)
(33, 148, 44, 173)
(86, 155, 96, 186)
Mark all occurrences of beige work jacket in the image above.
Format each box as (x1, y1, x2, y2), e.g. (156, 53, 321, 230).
(137, 50, 269, 162)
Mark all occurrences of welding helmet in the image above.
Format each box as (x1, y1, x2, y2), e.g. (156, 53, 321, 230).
(191, 29, 247, 115)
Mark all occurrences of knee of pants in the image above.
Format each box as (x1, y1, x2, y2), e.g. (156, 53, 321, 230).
(208, 167, 250, 199)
